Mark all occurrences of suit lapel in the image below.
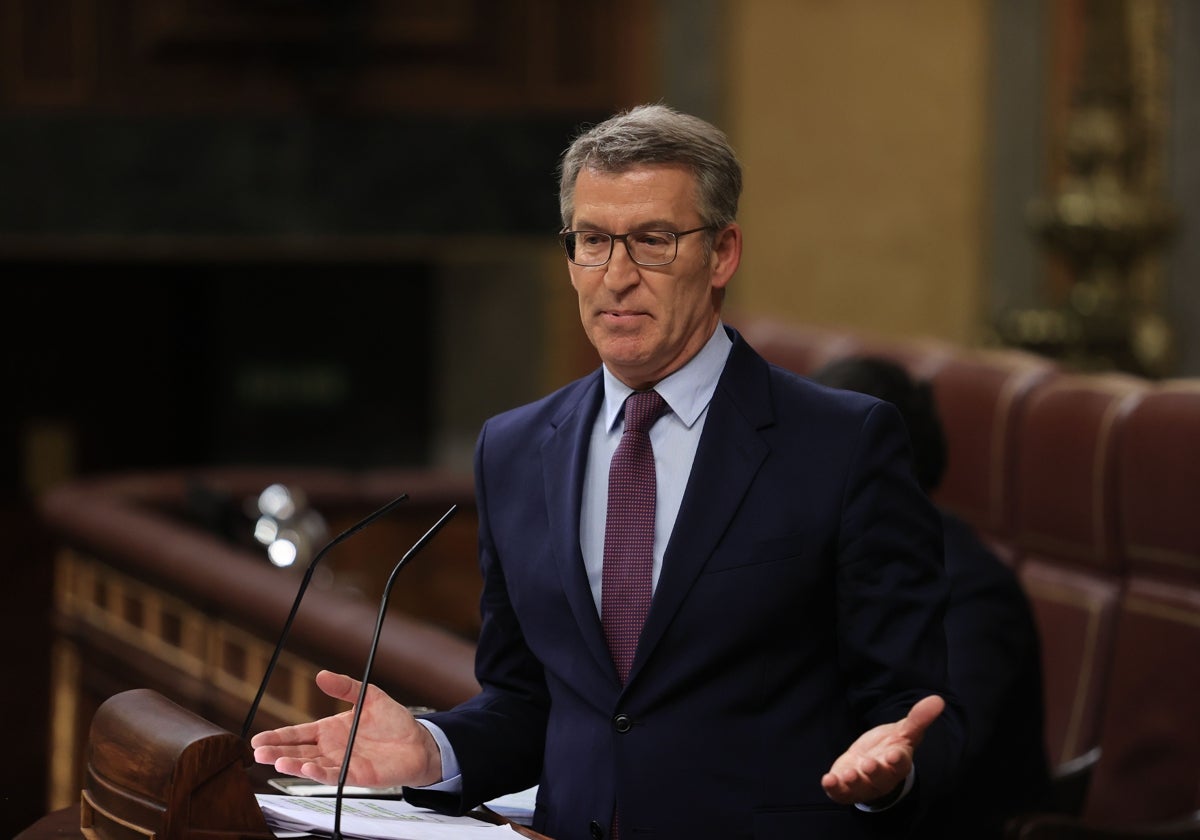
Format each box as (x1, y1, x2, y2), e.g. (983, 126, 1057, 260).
(627, 335, 775, 686)
(540, 373, 615, 678)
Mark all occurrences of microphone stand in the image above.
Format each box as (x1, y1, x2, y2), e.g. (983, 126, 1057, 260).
(241, 493, 409, 741)
(332, 504, 458, 840)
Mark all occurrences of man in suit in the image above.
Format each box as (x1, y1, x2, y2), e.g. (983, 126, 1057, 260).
(812, 356, 1052, 837)
(253, 104, 964, 839)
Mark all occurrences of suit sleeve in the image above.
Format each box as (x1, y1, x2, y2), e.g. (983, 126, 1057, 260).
(404, 419, 550, 814)
(834, 400, 966, 805)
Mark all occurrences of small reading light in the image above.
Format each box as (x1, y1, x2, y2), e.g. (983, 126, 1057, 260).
(267, 536, 299, 568)
(251, 484, 327, 569)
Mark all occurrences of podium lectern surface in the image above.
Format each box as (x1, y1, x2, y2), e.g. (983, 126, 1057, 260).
(82, 688, 273, 840)
(26, 688, 553, 840)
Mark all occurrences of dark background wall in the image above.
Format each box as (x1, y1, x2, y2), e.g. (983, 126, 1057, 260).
(0, 2, 651, 833)
(3, 0, 1196, 834)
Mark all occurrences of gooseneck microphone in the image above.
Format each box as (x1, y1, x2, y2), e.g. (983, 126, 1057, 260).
(332, 504, 458, 840)
(240, 493, 410, 741)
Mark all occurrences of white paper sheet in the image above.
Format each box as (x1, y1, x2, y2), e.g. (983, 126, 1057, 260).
(256, 794, 520, 840)
(480, 788, 537, 826)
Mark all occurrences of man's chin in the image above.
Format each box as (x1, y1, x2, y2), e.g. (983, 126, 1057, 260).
(594, 332, 648, 359)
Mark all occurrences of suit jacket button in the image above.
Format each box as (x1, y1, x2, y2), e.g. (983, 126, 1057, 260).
(589, 819, 604, 839)
(613, 713, 632, 733)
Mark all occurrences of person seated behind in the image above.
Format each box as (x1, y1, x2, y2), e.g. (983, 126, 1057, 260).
(812, 356, 1052, 838)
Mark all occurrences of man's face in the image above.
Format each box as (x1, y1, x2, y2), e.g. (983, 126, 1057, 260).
(568, 164, 741, 390)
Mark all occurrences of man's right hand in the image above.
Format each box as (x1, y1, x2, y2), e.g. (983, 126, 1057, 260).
(250, 670, 443, 788)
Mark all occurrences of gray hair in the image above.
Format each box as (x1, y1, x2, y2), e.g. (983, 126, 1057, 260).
(558, 104, 743, 230)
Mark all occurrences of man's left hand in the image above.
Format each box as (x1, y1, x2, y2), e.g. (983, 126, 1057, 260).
(821, 694, 944, 805)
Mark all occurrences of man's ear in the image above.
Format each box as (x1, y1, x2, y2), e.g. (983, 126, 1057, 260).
(710, 223, 743, 290)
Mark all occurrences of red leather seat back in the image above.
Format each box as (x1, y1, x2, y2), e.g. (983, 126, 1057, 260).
(1018, 560, 1121, 767)
(1012, 375, 1147, 767)
(735, 316, 865, 376)
(1114, 382, 1200, 585)
(927, 349, 1057, 545)
(1083, 577, 1200, 824)
(1082, 383, 1200, 824)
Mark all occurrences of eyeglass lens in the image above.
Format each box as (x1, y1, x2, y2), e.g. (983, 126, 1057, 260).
(564, 231, 677, 267)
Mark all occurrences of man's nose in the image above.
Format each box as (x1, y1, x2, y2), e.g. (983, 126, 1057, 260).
(603, 239, 641, 290)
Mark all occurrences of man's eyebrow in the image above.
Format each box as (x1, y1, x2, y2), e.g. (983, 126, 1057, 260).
(570, 219, 682, 232)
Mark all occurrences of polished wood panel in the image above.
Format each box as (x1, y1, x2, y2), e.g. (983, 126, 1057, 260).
(1, 0, 653, 111)
(81, 689, 272, 840)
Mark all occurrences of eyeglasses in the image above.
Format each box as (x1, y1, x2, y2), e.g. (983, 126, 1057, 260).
(559, 226, 713, 267)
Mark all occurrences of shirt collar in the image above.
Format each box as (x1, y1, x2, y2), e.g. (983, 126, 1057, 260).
(601, 323, 733, 432)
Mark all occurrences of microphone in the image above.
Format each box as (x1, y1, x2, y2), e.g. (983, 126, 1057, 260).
(332, 504, 458, 840)
(240, 493, 410, 740)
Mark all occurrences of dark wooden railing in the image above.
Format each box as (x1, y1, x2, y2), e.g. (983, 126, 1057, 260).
(39, 467, 482, 811)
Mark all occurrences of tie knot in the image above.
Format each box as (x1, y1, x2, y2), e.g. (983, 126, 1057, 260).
(623, 390, 667, 436)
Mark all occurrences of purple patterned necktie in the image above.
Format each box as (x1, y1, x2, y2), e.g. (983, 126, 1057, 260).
(602, 389, 667, 685)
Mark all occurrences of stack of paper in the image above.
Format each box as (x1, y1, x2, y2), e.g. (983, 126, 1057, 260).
(479, 788, 537, 827)
(256, 795, 521, 839)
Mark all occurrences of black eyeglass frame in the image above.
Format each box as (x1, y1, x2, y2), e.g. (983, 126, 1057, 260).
(558, 225, 715, 267)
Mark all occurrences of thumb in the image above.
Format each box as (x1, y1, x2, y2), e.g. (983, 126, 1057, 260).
(900, 694, 945, 742)
(315, 670, 363, 704)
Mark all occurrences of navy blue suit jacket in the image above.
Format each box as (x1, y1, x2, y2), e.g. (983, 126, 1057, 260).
(408, 329, 963, 839)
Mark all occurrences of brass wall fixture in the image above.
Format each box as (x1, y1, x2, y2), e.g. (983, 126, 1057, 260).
(1000, 0, 1176, 376)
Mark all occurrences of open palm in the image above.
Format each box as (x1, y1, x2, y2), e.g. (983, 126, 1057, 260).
(250, 670, 441, 788)
(821, 695, 944, 805)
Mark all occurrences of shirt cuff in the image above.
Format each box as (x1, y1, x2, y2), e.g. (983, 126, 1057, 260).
(854, 766, 915, 812)
(413, 719, 463, 793)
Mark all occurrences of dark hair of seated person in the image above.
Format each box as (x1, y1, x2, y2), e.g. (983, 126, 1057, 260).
(809, 356, 947, 494)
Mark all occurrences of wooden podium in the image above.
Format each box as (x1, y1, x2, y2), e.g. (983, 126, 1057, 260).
(80, 689, 273, 840)
(19, 685, 554, 840)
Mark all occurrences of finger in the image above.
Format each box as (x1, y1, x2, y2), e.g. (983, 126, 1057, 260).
(271, 756, 338, 784)
(861, 754, 882, 775)
(299, 759, 344, 786)
(253, 743, 326, 765)
(315, 670, 362, 704)
(822, 766, 892, 805)
(821, 771, 854, 804)
(250, 721, 321, 748)
(850, 756, 897, 796)
(822, 748, 881, 802)
(249, 730, 278, 748)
